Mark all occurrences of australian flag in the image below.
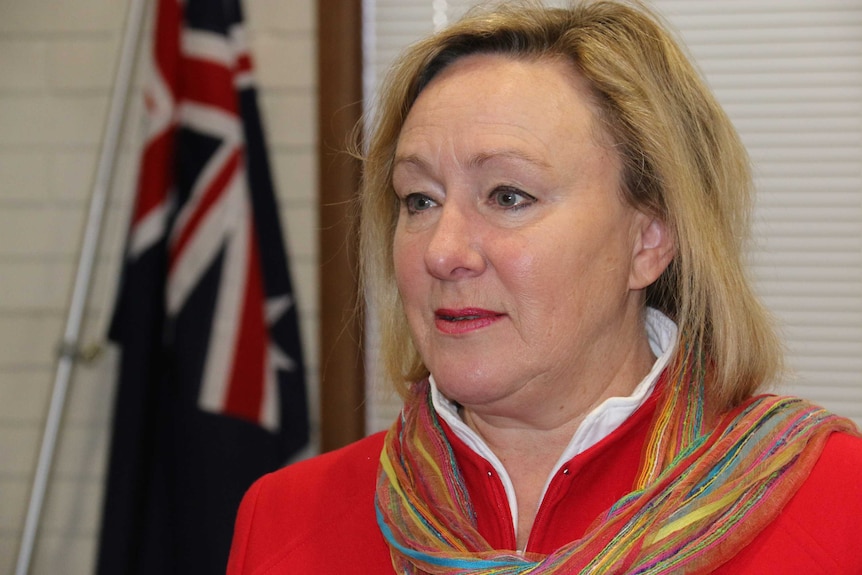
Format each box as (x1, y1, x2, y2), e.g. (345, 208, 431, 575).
(96, 0, 309, 573)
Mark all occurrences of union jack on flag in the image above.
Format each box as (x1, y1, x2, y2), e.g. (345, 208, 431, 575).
(97, 0, 309, 572)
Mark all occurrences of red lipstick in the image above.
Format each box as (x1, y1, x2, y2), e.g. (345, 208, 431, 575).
(434, 308, 503, 335)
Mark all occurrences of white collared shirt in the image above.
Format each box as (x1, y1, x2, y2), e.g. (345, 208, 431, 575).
(429, 308, 678, 538)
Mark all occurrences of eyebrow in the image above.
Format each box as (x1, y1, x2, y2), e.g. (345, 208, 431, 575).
(392, 149, 552, 172)
(391, 154, 430, 173)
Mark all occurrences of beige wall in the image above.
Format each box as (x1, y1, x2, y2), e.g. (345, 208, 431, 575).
(0, 0, 319, 572)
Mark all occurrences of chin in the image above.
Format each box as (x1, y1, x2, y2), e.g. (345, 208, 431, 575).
(434, 369, 512, 406)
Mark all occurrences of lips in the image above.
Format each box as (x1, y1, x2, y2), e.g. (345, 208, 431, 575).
(434, 308, 504, 334)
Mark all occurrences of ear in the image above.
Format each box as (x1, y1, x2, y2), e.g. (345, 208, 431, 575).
(629, 213, 675, 290)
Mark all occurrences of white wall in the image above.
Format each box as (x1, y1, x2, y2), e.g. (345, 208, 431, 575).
(0, 0, 319, 572)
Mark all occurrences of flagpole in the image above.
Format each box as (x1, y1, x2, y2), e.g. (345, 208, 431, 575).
(14, 0, 150, 573)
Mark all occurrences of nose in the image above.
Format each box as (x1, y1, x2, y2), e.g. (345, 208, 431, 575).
(424, 202, 486, 280)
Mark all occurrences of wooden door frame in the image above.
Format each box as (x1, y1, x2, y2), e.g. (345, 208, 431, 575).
(317, 0, 365, 451)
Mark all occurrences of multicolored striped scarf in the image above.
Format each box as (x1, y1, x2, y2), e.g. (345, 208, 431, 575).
(375, 349, 858, 574)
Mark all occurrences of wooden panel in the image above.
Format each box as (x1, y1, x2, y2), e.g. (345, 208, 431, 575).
(317, 0, 365, 451)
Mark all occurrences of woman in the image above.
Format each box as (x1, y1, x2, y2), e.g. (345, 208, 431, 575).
(228, 2, 862, 573)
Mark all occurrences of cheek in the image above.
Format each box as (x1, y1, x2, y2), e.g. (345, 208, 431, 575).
(393, 232, 423, 302)
(515, 224, 627, 306)
(491, 237, 561, 317)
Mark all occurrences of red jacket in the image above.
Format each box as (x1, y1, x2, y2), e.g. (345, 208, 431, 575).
(227, 394, 862, 574)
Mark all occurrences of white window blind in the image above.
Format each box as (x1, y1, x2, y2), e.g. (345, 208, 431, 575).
(363, 0, 862, 433)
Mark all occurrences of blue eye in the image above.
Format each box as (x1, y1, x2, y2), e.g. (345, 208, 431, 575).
(492, 187, 534, 208)
(403, 193, 437, 214)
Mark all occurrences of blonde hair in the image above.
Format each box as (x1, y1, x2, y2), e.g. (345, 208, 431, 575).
(359, 0, 782, 412)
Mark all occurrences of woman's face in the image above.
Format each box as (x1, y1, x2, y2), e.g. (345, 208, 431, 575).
(392, 54, 670, 418)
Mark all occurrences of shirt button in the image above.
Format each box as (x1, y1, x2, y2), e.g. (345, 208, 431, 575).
(562, 468, 570, 475)
(487, 470, 493, 477)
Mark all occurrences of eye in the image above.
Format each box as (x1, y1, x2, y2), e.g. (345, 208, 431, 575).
(491, 186, 534, 209)
(403, 193, 438, 214)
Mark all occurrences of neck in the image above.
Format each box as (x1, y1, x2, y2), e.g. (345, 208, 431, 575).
(461, 330, 656, 433)
(458, 333, 657, 549)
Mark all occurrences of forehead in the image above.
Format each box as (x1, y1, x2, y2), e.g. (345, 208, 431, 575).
(395, 53, 612, 171)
